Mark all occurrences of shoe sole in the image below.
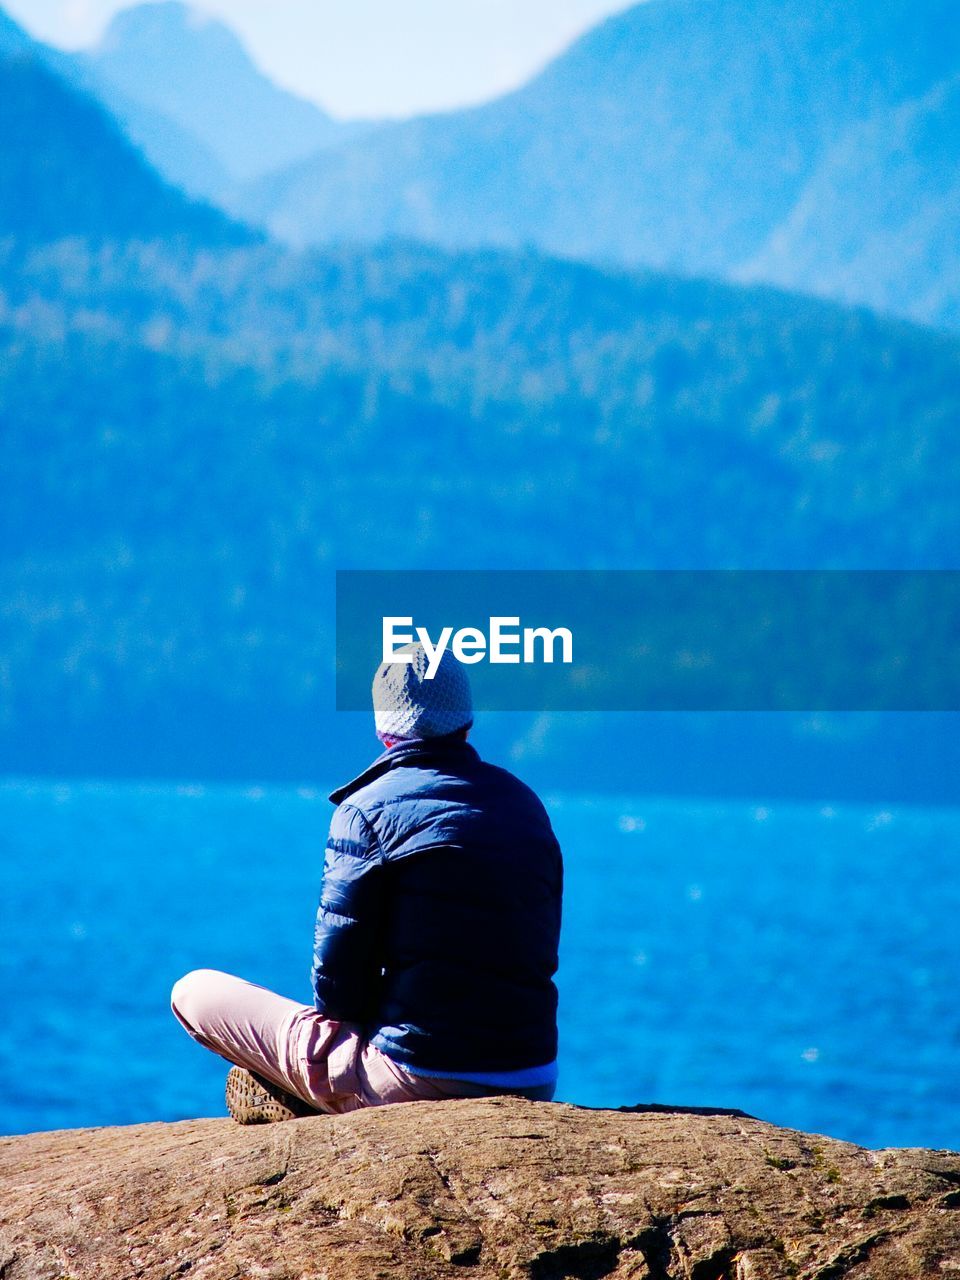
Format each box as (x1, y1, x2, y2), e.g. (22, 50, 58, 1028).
(225, 1066, 315, 1125)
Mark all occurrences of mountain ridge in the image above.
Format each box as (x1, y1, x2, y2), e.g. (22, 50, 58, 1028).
(738, 72, 960, 328)
(233, 0, 960, 329)
(0, 1, 361, 202)
(85, 1, 355, 189)
(0, 38, 248, 245)
(0, 4, 236, 205)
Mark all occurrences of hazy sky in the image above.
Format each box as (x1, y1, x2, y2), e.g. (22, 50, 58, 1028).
(6, 0, 639, 118)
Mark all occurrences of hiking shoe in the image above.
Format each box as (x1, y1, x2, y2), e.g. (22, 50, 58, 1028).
(225, 1066, 319, 1125)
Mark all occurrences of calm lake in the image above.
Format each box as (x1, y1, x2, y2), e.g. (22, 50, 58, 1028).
(2, 775, 957, 1148)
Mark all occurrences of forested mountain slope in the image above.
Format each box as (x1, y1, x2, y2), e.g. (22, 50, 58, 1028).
(2, 238, 958, 789)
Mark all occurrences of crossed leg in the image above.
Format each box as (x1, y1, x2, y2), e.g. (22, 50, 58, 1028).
(172, 967, 556, 1119)
(171, 968, 354, 1114)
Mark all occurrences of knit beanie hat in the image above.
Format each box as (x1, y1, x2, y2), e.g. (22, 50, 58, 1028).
(372, 642, 473, 741)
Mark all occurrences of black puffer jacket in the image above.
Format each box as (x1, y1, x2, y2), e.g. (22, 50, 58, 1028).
(312, 738, 563, 1073)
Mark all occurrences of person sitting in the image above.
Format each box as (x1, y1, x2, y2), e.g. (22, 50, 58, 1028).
(171, 643, 564, 1122)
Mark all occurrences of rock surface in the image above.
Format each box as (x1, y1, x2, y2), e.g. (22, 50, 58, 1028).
(1, 1098, 959, 1279)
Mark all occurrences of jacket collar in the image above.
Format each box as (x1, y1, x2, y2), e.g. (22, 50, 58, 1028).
(329, 738, 479, 805)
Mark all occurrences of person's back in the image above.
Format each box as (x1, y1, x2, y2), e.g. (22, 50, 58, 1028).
(171, 641, 564, 1121)
(316, 736, 562, 1084)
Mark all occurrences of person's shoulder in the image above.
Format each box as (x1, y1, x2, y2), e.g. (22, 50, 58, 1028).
(328, 794, 378, 834)
(335, 749, 551, 826)
(336, 763, 426, 823)
(474, 758, 552, 818)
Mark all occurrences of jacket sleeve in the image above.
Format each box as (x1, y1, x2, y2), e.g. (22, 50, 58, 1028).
(311, 802, 386, 1024)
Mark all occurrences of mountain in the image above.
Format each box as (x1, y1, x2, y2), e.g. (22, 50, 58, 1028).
(5, 239, 958, 570)
(236, 0, 960, 329)
(0, 4, 228, 200)
(1, 0, 958, 796)
(0, 59, 248, 246)
(0, 6, 29, 54)
(79, 76, 232, 201)
(85, 2, 348, 188)
(1, 237, 959, 794)
(738, 75, 960, 330)
(0, 6, 248, 243)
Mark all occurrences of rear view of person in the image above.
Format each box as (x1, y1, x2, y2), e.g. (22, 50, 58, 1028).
(171, 643, 563, 1121)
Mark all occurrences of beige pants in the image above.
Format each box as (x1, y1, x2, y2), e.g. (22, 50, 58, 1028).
(171, 969, 551, 1113)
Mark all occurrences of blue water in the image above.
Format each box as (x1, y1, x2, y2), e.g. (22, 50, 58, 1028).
(1, 777, 958, 1149)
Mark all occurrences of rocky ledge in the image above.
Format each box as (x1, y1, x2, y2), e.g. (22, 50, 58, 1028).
(1, 1098, 958, 1279)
